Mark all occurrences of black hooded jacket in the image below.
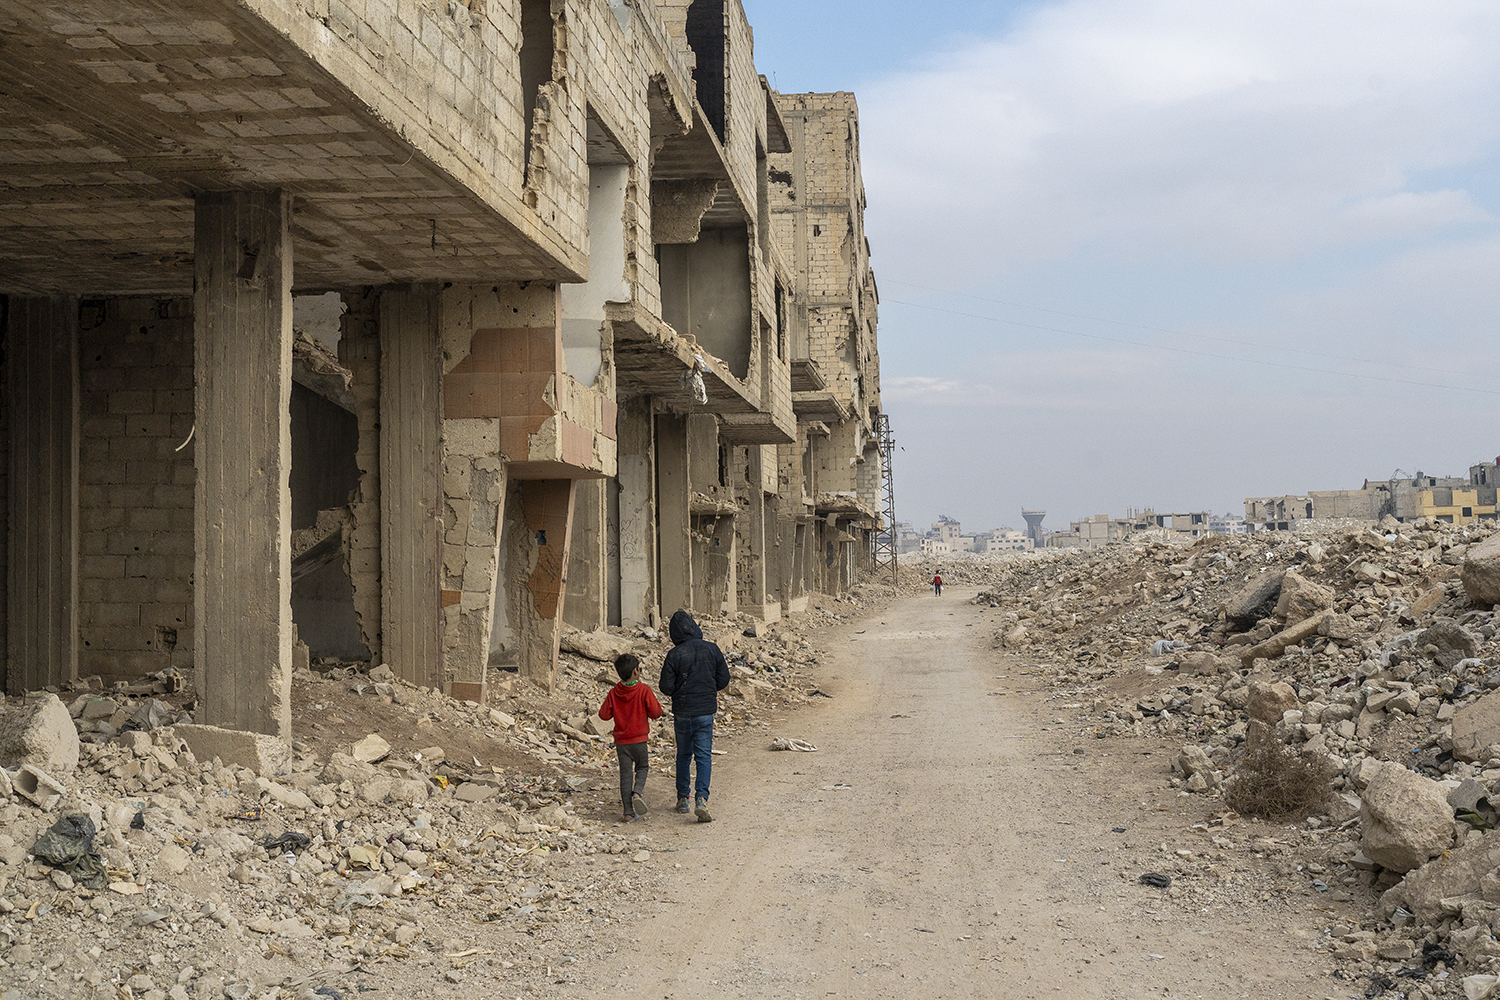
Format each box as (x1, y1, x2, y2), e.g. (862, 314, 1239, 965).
(659, 611, 731, 718)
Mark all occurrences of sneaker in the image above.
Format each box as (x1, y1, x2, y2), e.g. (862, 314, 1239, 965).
(695, 797, 712, 823)
(675, 797, 691, 814)
(632, 793, 649, 817)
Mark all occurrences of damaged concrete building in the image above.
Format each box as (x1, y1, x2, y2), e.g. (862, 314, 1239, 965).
(767, 91, 885, 599)
(0, 0, 885, 737)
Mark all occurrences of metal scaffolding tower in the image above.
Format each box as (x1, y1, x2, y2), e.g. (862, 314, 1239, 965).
(872, 413, 897, 585)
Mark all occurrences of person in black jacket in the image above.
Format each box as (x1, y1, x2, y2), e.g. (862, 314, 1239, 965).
(658, 610, 730, 822)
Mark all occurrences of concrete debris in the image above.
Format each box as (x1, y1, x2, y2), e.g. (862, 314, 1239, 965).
(953, 513, 1500, 978)
(0, 591, 853, 1000)
(1272, 569, 1334, 624)
(172, 724, 292, 777)
(1359, 762, 1455, 873)
(0, 692, 80, 776)
(350, 734, 392, 764)
(558, 627, 636, 663)
(1463, 534, 1500, 607)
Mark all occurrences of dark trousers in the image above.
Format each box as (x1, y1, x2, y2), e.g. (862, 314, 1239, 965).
(673, 714, 715, 800)
(616, 742, 649, 807)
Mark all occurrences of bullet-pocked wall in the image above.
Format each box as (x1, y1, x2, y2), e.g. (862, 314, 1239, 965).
(77, 297, 195, 681)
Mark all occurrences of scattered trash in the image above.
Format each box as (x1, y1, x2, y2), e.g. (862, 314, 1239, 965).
(808, 690, 833, 698)
(264, 831, 311, 853)
(1150, 639, 1188, 656)
(1138, 872, 1172, 888)
(29, 814, 109, 889)
(1111, 827, 1126, 833)
(769, 737, 819, 752)
(228, 806, 264, 822)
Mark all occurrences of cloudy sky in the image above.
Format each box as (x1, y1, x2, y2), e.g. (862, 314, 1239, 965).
(744, 0, 1500, 536)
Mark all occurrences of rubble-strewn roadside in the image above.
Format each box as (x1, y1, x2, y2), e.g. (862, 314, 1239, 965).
(937, 518, 1500, 997)
(0, 597, 879, 1000)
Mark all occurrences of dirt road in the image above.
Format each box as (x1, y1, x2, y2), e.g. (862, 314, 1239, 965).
(568, 590, 1346, 999)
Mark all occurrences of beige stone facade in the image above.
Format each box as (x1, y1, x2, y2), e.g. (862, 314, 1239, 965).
(0, 0, 885, 732)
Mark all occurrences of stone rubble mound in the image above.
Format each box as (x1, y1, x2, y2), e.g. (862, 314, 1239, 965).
(0, 597, 867, 1000)
(964, 516, 1500, 989)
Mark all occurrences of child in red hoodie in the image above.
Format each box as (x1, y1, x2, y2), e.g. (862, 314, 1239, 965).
(599, 653, 664, 822)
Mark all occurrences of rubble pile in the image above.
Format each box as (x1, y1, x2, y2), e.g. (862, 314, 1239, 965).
(0, 603, 863, 1000)
(975, 517, 1500, 992)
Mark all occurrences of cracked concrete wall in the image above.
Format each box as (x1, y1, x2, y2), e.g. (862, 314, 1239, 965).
(339, 289, 382, 664)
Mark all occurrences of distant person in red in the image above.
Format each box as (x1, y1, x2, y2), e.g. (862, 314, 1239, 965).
(599, 653, 664, 823)
(933, 572, 943, 597)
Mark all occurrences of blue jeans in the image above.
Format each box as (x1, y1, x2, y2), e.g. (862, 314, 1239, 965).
(673, 714, 714, 801)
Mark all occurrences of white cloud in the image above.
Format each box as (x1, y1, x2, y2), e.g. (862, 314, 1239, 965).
(860, 0, 1500, 279)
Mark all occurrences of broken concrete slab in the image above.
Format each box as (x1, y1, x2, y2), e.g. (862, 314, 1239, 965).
(1380, 828, 1500, 922)
(1360, 762, 1456, 874)
(351, 734, 392, 764)
(1225, 570, 1286, 625)
(168, 724, 290, 778)
(0, 693, 81, 776)
(1246, 681, 1299, 724)
(1273, 569, 1333, 624)
(1452, 690, 1500, 763)
(559, 628, 635, 663)
(1238, 612, 1330, 665)
(1461, 533, 1500, 606)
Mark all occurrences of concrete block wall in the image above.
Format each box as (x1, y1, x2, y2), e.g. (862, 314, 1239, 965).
(77, 296, 195, 680)
(251, 0, 589, 263)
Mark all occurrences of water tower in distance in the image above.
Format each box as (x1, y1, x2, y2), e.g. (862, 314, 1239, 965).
(1022, 510, 1047, 549)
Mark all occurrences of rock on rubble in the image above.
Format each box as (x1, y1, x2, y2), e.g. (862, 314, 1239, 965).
(560, 627, 635, 663)
(0, 692, 80, 775)
(1360, 762, 1456, 873)
(1225, 570, 1286, 625)
(1381, 827, 1500, 922)
(1461, 533, 1500, 606)
(168, 724, 289, 777)
(1453, 690, 1500, 763)
(1272, 569, 1333, 624)
(1246, 681, 1299, 724)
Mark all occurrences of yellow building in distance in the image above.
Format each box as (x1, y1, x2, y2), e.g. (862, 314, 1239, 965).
(1415, 487, 1498, 525)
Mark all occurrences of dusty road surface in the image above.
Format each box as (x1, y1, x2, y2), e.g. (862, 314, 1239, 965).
(567, 589, 1346, 1000)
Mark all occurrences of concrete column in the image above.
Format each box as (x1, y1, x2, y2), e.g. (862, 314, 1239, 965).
(735, 447, 768, 617)
(501, 478, 576, 690)
(655, 413, 691, 618)
(440, 419, 506, 702)
(339, 289, 381, 662)
(563, 477, 607, 632)
(5, 296, 79, 694)
(380, 285, 443, 689)
(616, 398, 656, 627)
(194, 191, 292, 737)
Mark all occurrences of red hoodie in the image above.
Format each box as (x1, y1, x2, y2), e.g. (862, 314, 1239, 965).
(598, 681, 663, 745)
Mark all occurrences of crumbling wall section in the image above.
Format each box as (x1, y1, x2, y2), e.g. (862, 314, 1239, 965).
(78, 296, 194, 681)
(248, 0, 588, 259)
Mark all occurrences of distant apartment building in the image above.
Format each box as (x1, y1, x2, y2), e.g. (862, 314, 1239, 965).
(1246, 459, 1499, 529)
(1065, 508, 1214, 548)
